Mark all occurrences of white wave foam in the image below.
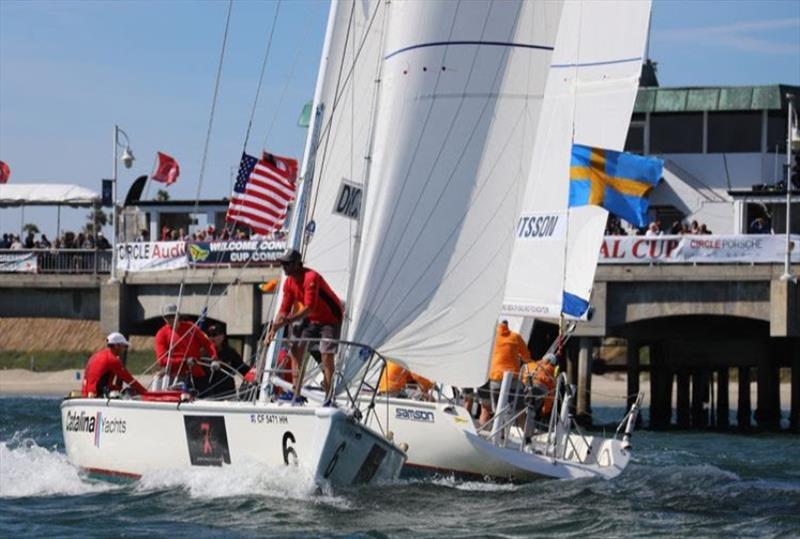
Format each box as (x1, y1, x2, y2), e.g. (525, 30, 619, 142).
(135, 461, 350, 508)
(427, 476, 519, 492)
(0, 438, 116, 498)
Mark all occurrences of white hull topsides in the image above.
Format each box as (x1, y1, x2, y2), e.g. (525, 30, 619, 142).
(364, 397, 632, 481)
(61, 398, 405, 488)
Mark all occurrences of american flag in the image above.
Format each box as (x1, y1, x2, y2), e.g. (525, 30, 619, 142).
(226, 152, 298, 234)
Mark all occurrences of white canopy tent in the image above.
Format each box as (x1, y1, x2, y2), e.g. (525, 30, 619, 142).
(0, 184, 101, 240)
(0, 184, 99, 207)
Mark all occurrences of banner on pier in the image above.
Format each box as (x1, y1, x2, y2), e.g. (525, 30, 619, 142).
(0, 252, 37, 273)
(599, 234, 800, 264)
(116, 241, 187, 273)
(186, 240, 287, 267)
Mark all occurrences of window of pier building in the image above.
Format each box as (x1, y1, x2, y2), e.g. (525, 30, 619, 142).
(707, 111, 762, 153)
(766, 111, 788, 154)
(649, 112, 703, 154)
(624, 113, 646, 155)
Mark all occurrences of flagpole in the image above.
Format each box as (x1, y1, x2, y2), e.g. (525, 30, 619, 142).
(781, 93, 796, 283)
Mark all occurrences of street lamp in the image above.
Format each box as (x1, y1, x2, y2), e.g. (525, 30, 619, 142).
(111, 125, 135, 281)
(781, 95, 797, 283)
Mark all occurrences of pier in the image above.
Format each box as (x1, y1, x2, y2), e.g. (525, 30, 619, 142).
(2, 256, 798, 431)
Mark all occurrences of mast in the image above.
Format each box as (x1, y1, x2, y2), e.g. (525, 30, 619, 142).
(257, 0, 339, 401)
(335, 0, 390, 392)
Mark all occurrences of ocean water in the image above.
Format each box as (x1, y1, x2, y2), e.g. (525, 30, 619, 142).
(1, 396, 798, 538)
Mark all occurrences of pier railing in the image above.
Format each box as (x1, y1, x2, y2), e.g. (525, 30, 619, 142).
(0, 248, 112, 274)
(3, 234, 796, 274)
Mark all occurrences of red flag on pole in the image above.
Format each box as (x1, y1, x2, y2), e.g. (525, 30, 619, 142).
(0, 161, 10, 184)
(151, 152, 180, 185)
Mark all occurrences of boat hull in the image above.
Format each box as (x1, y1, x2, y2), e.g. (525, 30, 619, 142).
(365, 397, 629, 481)
(61, 398, 405, 488)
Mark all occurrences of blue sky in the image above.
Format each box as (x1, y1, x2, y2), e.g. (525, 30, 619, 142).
(1, 0, 799, 236)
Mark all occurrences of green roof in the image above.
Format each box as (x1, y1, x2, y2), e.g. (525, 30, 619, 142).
(634, 84, 800, 114)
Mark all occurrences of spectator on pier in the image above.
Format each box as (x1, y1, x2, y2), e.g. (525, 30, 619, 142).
(645, 220, 662, 236)
(700, 224, 712, 234)
(97, 232, 110, 250)
(749, 217, 770, 234)
(9, 235, 22, 249)
(669, 220, 684, 235)
(0, 234, 10, 248)
(37, 234, 51, 248)
(82, 332, 147, 398)
(136, 229, 150, 242)
(478, 320, 531, 424)
(154, 304, 218, 392)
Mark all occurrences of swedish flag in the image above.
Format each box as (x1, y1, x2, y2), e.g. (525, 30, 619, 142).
(569, 144, 663, 228)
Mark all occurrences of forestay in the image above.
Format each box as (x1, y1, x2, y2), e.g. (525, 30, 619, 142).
(344, 0, 564, 388)
(502, 0, 652, 320)
(302, 0, 388, 301)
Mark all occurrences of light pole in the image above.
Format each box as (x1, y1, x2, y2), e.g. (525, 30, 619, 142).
(111, 124, 135, 281)
(781, 95, 797, 283)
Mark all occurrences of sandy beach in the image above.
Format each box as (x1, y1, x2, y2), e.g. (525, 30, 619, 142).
(0, 369, 154, 397)
(0, 369, 791, 408)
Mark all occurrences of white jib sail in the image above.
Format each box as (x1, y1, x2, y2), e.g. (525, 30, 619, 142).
(344, 0, 564, 388)
(502, 0, 652, 320)
(302, 0, 388, 301)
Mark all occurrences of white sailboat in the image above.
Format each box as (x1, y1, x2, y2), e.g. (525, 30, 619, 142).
(349, 0, 652, 480)
(61, 0, 407, 489)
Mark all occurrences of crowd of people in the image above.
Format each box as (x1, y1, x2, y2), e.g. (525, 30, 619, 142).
(155, 224, 287, 243)
(604, 215, 715, 236)
(0, 230, 110, 250)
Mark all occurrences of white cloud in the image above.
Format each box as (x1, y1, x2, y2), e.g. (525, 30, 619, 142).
(654, 18, 800, 54)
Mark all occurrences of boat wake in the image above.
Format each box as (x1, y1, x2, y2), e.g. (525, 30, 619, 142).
(0, 436, 116, 498)
(135, 460, 349, 507)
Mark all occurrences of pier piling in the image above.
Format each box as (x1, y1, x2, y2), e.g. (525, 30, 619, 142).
(737, 366, 752, 431)
(676, 370, 690, 428)
(756, 357, 781, 430)
(691, 370, 709, 429)
(717, 368, 730, 429)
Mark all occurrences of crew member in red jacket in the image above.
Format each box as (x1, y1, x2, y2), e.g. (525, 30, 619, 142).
(266, 249, 344, 400)
(82, 333, 146, 397)
(155, 304, 217, 391)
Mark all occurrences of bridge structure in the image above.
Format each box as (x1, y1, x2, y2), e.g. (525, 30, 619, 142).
(1, 260, 798, 431)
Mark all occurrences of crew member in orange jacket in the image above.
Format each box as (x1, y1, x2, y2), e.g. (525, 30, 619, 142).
(155, 304, 217, 390)
(82, 332, 147, 397)
(478, 320, 531, 424)
(379, 361, 434, 398)
(521, 352, 558, 418)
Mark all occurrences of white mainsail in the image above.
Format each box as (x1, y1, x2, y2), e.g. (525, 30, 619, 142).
(502, 0, 652, 320)
(343, 0, 564, 388)
(302, 0, 388, 300)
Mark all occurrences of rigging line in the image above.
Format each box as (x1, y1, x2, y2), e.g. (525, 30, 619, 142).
(244, 0, 283, 152)
(262, 0, 314, 151)
(359, 0, 524, 336)
(194, 0, 234, 213)
(558, 0, 585, 321)
(351, 0, 468, 333)
(307, 0, 382, 226)
(306, 0, 359, 229)
(173, 0, 233, 337)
